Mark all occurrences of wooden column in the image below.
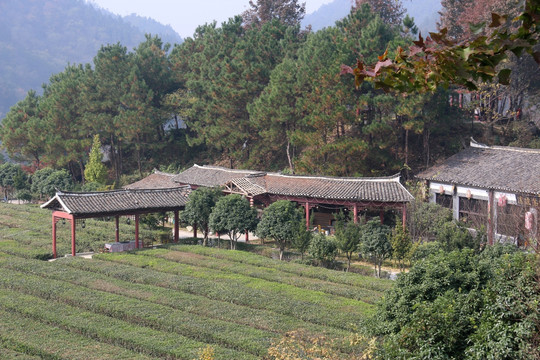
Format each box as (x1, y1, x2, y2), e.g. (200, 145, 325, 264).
(52, 215, 57, 259)
(379, 211, 384, 225)
(71, 217, 76, 257)
(488, 190, 494, 245)
(305, 201, 310, 230)
(135, 214, 140, 249)
(402, 204, 407, 229)
(193, 223, 197, 238)
(353, 203, 358, 223)
(245, 198, 254, 242)
(174, 210, 179, 243)
(115, 216, 120, 242)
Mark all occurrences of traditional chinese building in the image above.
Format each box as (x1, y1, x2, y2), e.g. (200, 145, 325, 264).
(173, 165, 414, 230)
(416, 139, 540, 248)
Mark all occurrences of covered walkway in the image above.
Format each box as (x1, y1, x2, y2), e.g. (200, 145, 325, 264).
(41, 187, 191, 258)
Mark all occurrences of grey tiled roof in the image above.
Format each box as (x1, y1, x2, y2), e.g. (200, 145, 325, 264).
(239, 173, 413, 202)
(173, 165, 264, 187)
(124, 170, 181, 189)
(41, 187, 191, 216)
(416, 141, 540, 195)
(176, 165, 413, 203)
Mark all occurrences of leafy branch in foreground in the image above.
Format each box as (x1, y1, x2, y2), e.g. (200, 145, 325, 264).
(342, 0, 540, 92)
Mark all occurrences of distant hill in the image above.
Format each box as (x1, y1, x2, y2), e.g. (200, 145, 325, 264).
(0, 0, 182, 119)
(303, 0, 441, 34)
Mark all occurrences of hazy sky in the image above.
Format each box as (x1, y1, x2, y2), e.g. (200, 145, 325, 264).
(88, 0, 334, 38)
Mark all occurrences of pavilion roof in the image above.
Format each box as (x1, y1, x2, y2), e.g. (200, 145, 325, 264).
(416, 140, 540, 195)
(123, 170, 181, 189)
(173, 165, 264, 187)
(173, 164, 413, 203)
(231, 173, 413, 203)
(41, 187, 191, 217)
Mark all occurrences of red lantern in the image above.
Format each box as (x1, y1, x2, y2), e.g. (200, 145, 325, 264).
(497, 195, 507, 207)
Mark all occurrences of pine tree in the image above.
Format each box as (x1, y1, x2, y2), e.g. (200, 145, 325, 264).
(84, 134, 107, 185)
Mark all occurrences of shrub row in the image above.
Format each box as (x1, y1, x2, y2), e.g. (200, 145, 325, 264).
(0, 254, 358, 353)
(140, 247, 384, 303)
(0, 266, 263, 358)
(91, 252, 374, 331)
(167, 244, 393, 292)
(0, 347, 42, 360)
(0, 308, 154, 360)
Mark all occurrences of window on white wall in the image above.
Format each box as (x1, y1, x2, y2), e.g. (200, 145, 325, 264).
(459, 197, 488, 227)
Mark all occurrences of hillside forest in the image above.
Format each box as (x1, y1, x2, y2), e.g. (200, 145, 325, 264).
(0, 0, 182, 119)
(1, 0, 539, 193)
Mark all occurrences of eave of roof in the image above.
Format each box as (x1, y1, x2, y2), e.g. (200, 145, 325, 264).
(416, 140, 540, 195)
(41, 187, 191, 217)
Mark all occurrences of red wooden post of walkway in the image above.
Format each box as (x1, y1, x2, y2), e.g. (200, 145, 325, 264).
(402, 204, 407, 229)
(174, 210, 179, 243)
(70, 216, 76, 257)
(379, 211, 384, 225)
(245, 197, 254, 242)
(353, 203, 358, 224)
(52, 216, 57, 259)
(135, 214, 140, 249)
(115, 216, 120, 242)
(305, 201, 310, 230)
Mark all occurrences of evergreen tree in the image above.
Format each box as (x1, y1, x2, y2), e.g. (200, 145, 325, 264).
(84, 134, 107, 185)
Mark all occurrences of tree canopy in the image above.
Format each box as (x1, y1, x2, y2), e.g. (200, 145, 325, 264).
(256, 200, 303, 260)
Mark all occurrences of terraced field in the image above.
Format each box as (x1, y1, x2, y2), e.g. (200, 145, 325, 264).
(0, 202, 392, 359)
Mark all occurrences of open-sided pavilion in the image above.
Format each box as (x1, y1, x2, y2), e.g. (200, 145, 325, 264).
(41, 187, 191, 258)
(173, 165, 414, 229)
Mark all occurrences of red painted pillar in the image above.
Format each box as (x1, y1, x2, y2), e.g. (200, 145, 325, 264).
(379, 211, 384, 225)
(488, 190, 494, 245)
(71, 217, 76, 257)
(52, 216, 57, 259)
(174, 210, 179, 243)
(353, 203, 358, 224)
(305, 201, 310, 230)
(115, 216, 120, 242)
(193, 223, 197, 238)
(245, 197, 253, 242)
(135, 215, 140, 249)
(402, 204, 407, 229)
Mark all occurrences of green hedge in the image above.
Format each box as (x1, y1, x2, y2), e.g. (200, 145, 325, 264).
(0, 266, 264, 358)
(0, 254, 357, 353)
(167, 244, 393, 292)
(141, 247, 384, 304)
(0, 309, 154, 360)
(91, 252, 374, 331)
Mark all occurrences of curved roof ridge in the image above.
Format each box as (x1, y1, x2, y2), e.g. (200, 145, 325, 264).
(152, 169, 179, 176)
(265, 172, 402, 182)
(470, 138, 540, 154)
(193, 164, 263, 175)
(56, 186, 190, 197)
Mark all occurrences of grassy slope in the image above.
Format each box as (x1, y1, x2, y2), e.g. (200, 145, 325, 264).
(0, 203, 392, 358)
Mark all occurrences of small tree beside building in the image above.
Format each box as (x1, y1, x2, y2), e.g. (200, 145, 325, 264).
(182, 187, 223, 246)
(209, 194, 258, 250)
(360, 219, 392, 278)
(256, 200, 302, 260)
(335, 220, 362, 272)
